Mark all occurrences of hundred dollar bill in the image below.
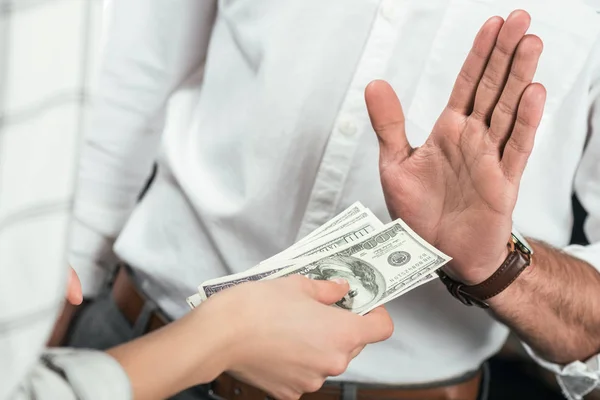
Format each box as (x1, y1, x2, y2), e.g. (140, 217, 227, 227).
(186, 270, 439, 310)
(369, 273, 438, 310)
(188, 207, 373, 306)
(293, 202, 367, 248)
(195, 260, 298, 302)
(238, 203, 370, 273)
(187, 293, 203, 309)
(198, 214, 384, 301)
(266, 220, 451, 315)
(259, 210, 383, 266)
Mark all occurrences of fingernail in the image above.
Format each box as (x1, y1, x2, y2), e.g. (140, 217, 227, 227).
(331, 278, 348, 285)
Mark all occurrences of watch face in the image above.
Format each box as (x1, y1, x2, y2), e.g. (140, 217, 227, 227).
(512, 229, 533, 255)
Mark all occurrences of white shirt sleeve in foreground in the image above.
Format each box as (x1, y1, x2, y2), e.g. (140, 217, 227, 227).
(69, 0, 216, 297)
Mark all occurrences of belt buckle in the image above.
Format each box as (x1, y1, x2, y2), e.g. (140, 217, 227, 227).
(206, 388, 228, 400)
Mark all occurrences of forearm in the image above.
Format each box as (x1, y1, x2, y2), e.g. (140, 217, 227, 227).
(106, 310, 232, 400)
(489, 240, 600, 364)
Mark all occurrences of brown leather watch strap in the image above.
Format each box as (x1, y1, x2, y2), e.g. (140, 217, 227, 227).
(438, 239, 532, 308)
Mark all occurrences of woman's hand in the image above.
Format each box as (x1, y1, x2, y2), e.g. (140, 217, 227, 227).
(196, 276, 394, 400)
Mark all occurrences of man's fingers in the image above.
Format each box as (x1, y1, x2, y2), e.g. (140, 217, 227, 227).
(365, 80, 412, 165)
(488, 35, 543, 149)
(301, 277, 350, 305)
(501, 83, 546, 181)
(356, 306, 394, 344)
(447, 16, 504, 115)
(472, 10, 531, 124)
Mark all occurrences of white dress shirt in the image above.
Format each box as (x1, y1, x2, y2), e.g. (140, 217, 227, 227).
(70, 0, 600, 398)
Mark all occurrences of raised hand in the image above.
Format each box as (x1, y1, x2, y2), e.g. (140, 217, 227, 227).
(365, 10, 546, 285)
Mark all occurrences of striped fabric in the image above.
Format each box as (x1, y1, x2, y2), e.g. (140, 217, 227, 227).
(0, 2, 130, 399)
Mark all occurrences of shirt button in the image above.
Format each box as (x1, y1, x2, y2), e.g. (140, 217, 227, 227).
(338, 116, 357, 137)
(380, 1, 398, 22)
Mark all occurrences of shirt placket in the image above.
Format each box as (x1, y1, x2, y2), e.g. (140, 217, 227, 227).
(296, 0, 407, 240)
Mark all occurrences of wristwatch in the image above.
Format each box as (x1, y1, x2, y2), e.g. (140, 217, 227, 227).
(438, 229, 533, 308)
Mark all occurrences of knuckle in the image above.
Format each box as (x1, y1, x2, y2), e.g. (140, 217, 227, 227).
(327, 355, 350, 376)
(486, 128, 501, 143)
(495, 99, 515, 117)
(458, 68, 477, 86)
(380, 316, 395, 339)
(470, 107, 488, 122)
(373, 119, 405, 135)
(516, 114, 539, 130)
(471, 45, 490, 62)
(289, 274, 310, 290)
(501, 164, 518, 183)
(494, 42, 514, 58)
(480, 74, 501, 92)
(508, 68, 530, 85)
(305, 378, 325, 393)
(341, 327, 362, 347)
(290, 391, 302, 400)
(506, 138, 531, 155)
(280, 390, 300, 400)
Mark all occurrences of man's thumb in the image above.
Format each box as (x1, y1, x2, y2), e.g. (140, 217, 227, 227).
(365, 80, 411, 163)
(306, 278, 350, 305)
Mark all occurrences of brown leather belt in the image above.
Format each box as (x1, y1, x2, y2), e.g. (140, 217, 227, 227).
(112, 266, 481, 400)
(212, 373, 481, 400)
(111, 266, 169, 332)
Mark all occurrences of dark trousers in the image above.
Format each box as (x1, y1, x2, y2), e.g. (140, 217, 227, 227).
(66, 288, 215, 400)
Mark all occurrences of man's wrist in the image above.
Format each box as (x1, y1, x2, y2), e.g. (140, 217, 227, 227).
(439, 233, 533, 307)
(487, 240, 538, 306)
(467, 245, 512, 286)
(442, 243, 511, 286)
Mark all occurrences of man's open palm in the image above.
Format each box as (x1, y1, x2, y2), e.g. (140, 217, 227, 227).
(365, 10, 546, 284)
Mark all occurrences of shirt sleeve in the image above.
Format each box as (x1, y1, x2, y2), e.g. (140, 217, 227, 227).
(9, 349, 131, 400)
(523, 29, 600, 400)
(69, 0, 217, 297)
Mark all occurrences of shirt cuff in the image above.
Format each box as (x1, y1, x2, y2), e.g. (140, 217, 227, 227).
(68, 221, 119, 297)
(518, 244, 600, 399)
(40, 348, 132, 400)
(563, 243, 600, 272)
(523, 343, 600, 400)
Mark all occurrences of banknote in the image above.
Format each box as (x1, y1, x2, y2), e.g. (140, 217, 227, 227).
(187, 204, 371, 307)
(187, 293, 203, 309)
(186, 207, 451, 313)
(188, 269, 439, 310)
(195, 260, 298, 302)
(259, 211, 383, 266)
(294, 202, 366, 247)
(266, 220, 451, 315)
(185, 263, 293, 308)
(368, 273, 438, 310)
(294, 208, 383, 249)
(256, 202, 370, 268)
(198, 212, 387, 301)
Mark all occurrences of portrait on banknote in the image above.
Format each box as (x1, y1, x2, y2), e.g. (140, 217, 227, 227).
(307, 256, 385, 313)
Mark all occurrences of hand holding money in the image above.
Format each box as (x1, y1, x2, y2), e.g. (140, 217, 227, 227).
(201, 276, 393, 399)
(187, 202, 452, 314)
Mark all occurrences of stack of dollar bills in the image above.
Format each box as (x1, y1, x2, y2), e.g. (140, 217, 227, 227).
(187, 202, 451, 315)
